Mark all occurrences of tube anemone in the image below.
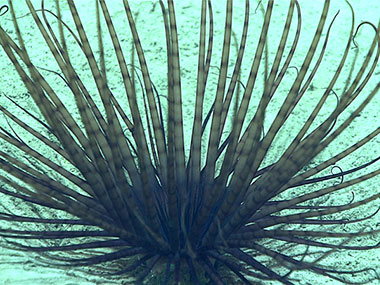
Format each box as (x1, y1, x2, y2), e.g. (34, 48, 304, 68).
(0, 0, 380, 284)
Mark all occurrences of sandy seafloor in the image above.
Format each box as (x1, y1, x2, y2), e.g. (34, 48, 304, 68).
(1, 0, 380, 284)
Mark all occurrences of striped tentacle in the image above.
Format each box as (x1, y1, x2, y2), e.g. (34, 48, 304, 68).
(187, 0, 207, 225)
(166, 0, 187, 237)
(199, 1, 276, 241)
(217, 0, 344, 231)
(66, 0, 138, 232)
(1, 2, 125, 233)
(157, 0, 179, 249)
(219, 0, 332, 240)
(96, 0, 161, 239)
(202, 0, 233, 190)
(33, 0, 143, 238)
(203, 0, 298, 246)
(122, 0, 168, 187)
(194, 0, 256, 242)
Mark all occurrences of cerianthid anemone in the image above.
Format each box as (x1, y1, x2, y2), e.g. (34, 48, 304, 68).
(0, 0, 380, 284)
